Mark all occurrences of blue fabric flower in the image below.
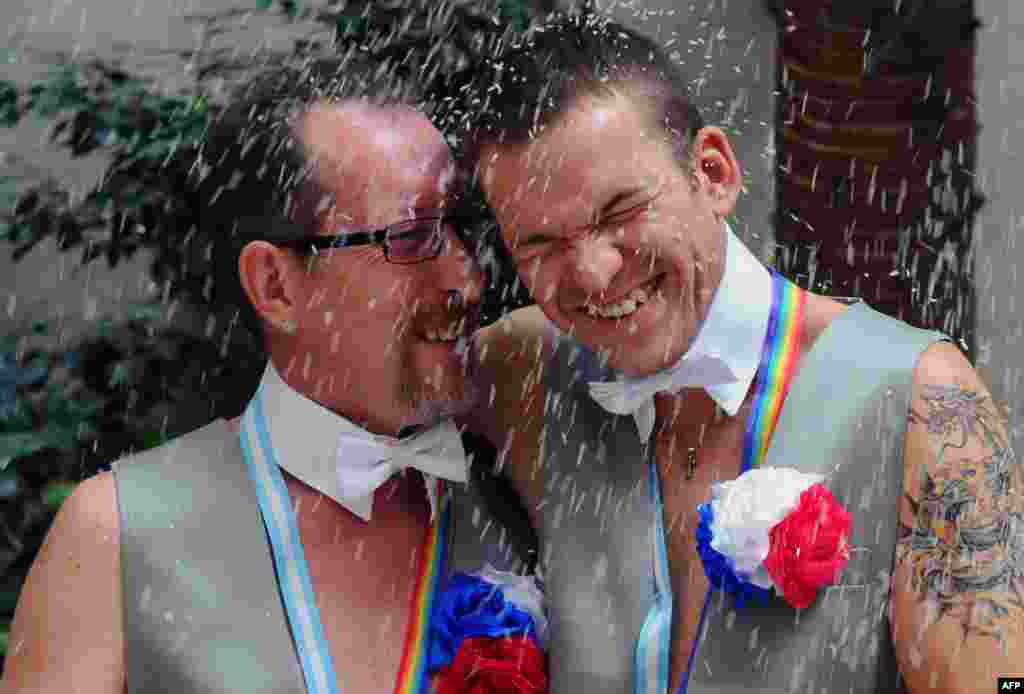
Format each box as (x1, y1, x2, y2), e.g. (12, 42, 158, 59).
(695, 503, 773, 608)
(428, 572, 539, 673)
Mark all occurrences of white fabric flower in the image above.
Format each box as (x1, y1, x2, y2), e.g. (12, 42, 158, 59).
(473, 564, 548, 647)
(708, 467, 823, 589)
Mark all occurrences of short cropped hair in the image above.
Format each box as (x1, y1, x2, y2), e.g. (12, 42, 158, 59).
(466, 12, 705, 173)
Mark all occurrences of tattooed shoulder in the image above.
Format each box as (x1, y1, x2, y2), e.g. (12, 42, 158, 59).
(898, 345, 1023, 643)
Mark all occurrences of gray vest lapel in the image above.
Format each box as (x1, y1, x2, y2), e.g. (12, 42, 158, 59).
(447, 478, 531, 576)
(538, 337, 658, 694)
(116, 420, 528, 694)
(685, 303, 947, 694)
(114, 420, 307, 694)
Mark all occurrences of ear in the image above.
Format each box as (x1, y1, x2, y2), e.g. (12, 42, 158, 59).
(691, 126, 742, 218)
(238, 241, 305, 334)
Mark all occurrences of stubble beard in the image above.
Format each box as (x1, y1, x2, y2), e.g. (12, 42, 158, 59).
(397, 350, 480, 429)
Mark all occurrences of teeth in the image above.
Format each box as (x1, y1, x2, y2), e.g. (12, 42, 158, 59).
(584, 285, 650, 319)
(425, 320, 468, 342)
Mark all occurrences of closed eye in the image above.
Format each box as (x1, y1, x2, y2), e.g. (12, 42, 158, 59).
(599, 197, 656, 226)
(512, 233, 554, 258)
(520, 233, 551, 246)
(512, 191, 659, 256)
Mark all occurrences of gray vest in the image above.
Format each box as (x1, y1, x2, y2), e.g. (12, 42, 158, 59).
(113, 422, 520, 693)
(114, 301, 945, 693)
(538, 301, 947, 694)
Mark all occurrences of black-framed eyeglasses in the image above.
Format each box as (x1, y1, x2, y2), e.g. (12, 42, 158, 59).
(273, 216, 477, 265)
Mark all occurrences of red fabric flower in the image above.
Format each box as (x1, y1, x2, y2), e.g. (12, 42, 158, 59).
(434, 635, 548, 694)
(763, 483, 852, 609)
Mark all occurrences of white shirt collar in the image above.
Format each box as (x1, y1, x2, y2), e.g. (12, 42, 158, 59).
(680, 222, 773, 416)
(590, 222, 772, 434)
(252, 361, 445, 521)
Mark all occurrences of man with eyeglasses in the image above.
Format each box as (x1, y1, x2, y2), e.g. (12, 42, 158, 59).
(3, 62, 531, 694)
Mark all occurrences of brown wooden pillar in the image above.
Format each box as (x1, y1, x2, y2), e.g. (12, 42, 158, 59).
(771, 0, 982, 357)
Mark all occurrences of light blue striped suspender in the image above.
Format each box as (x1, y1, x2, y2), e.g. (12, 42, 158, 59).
(238, 387, 341, 694)
(634, 455, 674, 694)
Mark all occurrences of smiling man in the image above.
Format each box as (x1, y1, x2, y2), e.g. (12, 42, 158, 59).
(466, 12, 1023, 694)
(0, 60, 529, 694)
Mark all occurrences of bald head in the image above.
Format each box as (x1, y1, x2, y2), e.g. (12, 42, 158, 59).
(297, 101, 455, 230)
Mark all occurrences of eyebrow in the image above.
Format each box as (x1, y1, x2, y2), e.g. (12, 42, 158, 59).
(518, 185, 650, 245)
(596, 186, 648, 221)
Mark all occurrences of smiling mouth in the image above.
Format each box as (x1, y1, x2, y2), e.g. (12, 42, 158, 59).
(421, 315, 473, 343)
(580, 275, 664, 320)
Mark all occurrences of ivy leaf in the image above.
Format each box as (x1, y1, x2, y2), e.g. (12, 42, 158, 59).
(497, 0, 532, 32)
(335, 15, 371, 35)
(108, 361, 132, 388)
(124, 303, 165, 322)
(0, 429, 77, 470)
(139, 429, 167, 451)
(43, 480, 78, 511)
(0, 81, 20, 128)
(0, 587, 19, 613)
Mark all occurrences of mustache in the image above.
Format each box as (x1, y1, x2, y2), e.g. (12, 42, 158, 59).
(426, 292, 482, 328)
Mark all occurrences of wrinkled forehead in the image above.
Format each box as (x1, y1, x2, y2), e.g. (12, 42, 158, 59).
(479, 95, 666, 212)
(298, 101, 455, 223)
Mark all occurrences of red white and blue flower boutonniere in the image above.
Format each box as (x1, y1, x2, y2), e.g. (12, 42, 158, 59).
(428, 565, 548, 694)
(696, 467, 853, 609)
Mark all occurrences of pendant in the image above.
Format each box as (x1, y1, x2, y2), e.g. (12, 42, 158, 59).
(686, 447, 697, 480)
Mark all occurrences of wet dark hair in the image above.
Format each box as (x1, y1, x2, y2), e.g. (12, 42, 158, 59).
(466, 11, 706, 174)
(189, 55, 422, 340)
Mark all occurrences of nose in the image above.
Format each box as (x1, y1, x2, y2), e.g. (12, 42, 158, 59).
(434, 227, 485, 306)
(567, 233, 623, 297)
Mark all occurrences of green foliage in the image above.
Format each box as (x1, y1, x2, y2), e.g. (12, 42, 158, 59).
(0, 0, 545, 314)
(42, 481, 77, 511)
(0, 82, 19, 128)
(0, 336, 100, 472)
(498, 0, 534, 32)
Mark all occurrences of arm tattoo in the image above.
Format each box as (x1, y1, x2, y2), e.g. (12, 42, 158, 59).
(898, 384, 1024, 643)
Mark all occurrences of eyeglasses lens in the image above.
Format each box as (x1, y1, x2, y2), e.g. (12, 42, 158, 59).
(386, 219, 446, 263)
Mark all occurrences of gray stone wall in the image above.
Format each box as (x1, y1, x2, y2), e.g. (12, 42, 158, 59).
(0, 0, 318, 345)
(975, 0, 1024, 435)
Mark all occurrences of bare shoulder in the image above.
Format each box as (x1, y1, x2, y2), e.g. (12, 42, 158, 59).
(1, 471, 125, 693)
(901, 340, 1008, 509)
(798, 291, 854, 353)
(467, 305, 557, 446)
(913, 339, 978, 382)
(475, 305, 557, 364)
(891, 339, 1022, 692)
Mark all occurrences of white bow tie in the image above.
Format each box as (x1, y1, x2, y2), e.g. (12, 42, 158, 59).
(588, 353, 739, 442)
(335, 419, 468, 521)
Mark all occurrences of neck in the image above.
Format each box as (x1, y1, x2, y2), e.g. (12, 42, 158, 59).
(652, 388, 721, 439)
(267, 352, 421, 438)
